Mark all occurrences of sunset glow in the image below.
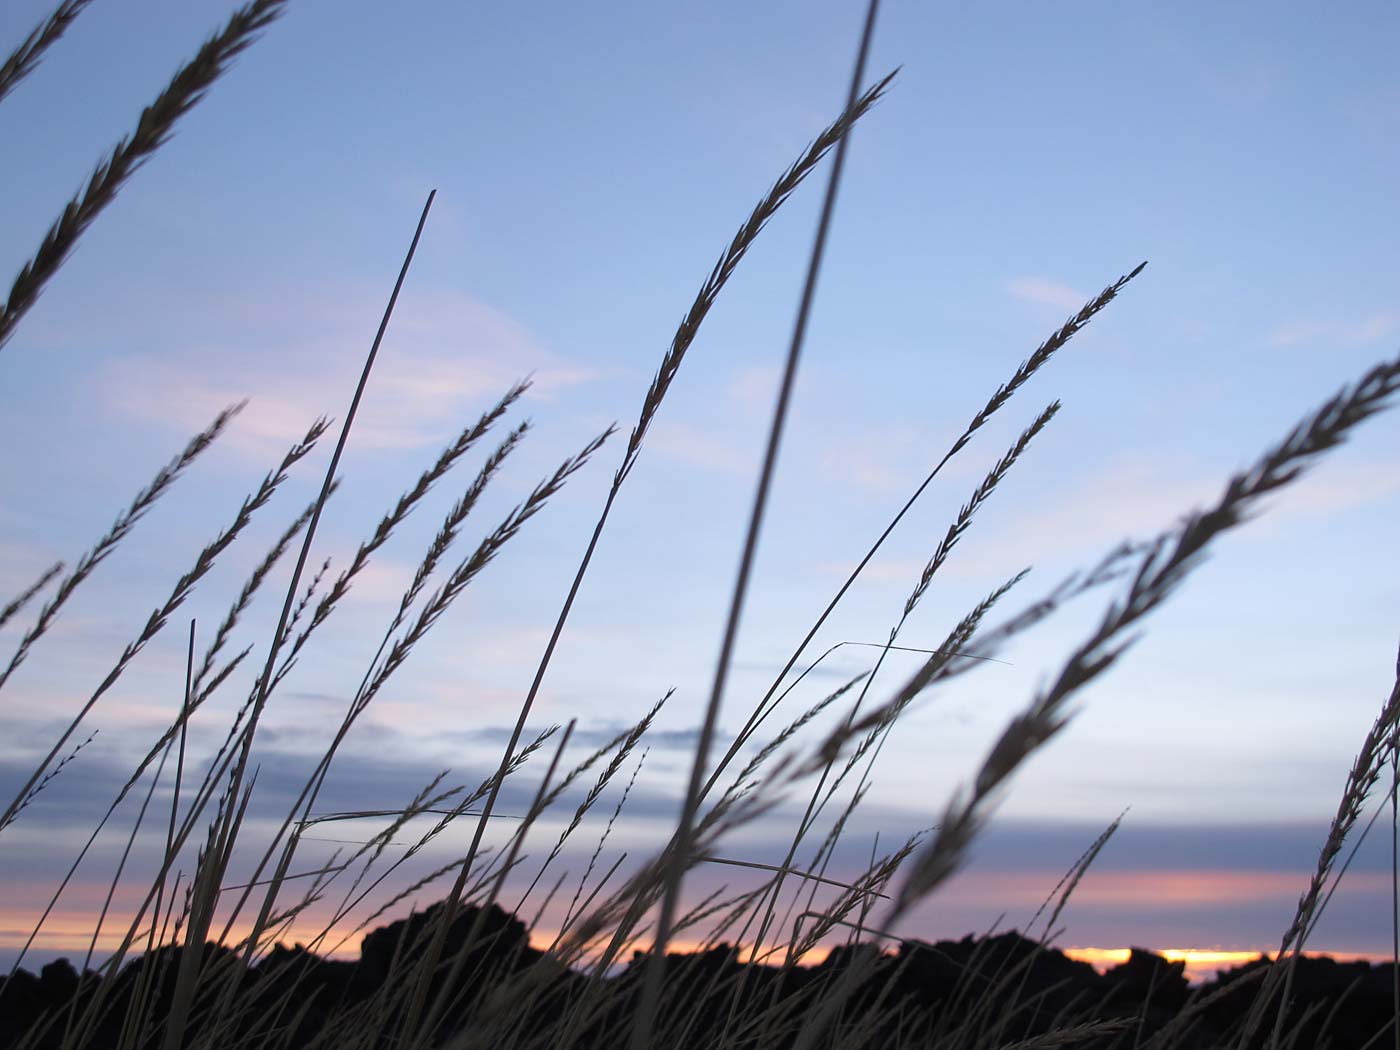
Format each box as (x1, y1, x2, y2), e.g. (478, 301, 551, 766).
(1064, 947, 1393, 983)
(936, 868, 1394, 909)
(6, 902, 1386, 990)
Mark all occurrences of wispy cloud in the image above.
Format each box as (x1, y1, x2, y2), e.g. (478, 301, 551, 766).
(1267, 313, 1399, 347)
(814, 417, 935, 496)
(819, 444, 910, 494)
(1256, 457, 1400, 526)
(814, 554, 922, 587)
(726, 364, 779, 413)
(859, 456, 1220, 583)
(96, 285, 595, 456)
(647, 419, 754, 474)
(883, 447, 1398, 585)
(926, 869, 1319, 911)
(0, 537, 64, 595)
(1007, 276, 1090, 312)
(452, 722, 736, 753)
(346, 558, 418, 608)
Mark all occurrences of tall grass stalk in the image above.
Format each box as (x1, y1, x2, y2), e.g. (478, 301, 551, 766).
(5, 7, 1400, 1049)
(1243, 646, 1400, 1049)
(396, 47, 896, 1050)
(158, 190, 436, 1050)
(0, 0, 95, 106)
(887, 350, 1400, 927)
(441, 65, 900, 1025)
(226, 391, 530, 970)
(740, 401, 1058, 993)
(0, 403, 245, 831)
(1393, 690, 1399, 1050)
(635, 5, 885, 1040)
(700, 264, 1147, 808)
(0, 561, 62, 632)
(0, 0, 288, 352)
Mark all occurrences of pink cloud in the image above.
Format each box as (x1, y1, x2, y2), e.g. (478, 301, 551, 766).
(1007, 277, 1090, 312)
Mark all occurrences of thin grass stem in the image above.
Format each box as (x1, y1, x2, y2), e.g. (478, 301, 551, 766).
(0, 0, 288, 351)
(632, 7, 883, 1045)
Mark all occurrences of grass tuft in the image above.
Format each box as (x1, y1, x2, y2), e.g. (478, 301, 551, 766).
(3, 6, 1399, 1050)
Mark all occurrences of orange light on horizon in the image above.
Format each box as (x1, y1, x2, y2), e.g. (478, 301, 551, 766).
(6, 908, 1389, 990)
(935, 869, 1394, 909)
(520, 930, 837, 970)
(0, 906, 365, 967)
(1064, 946, 1393, 982)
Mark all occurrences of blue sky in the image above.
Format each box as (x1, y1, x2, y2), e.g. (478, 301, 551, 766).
(1, 0, 1398, 973)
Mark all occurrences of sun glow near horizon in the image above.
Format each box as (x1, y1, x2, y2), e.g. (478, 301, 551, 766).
(4, 902, 1388, 990)
(1063, 947, 1394, 983)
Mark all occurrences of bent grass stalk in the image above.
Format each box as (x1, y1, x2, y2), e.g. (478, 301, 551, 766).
(708, 262, 1145, 790)
(775, 347, 1400, 1049)
(738, 401, 1058, 996)
(886, 347, 1400, 926)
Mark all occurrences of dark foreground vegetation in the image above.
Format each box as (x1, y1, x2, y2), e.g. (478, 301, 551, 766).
(3, 900, 1395, 1050)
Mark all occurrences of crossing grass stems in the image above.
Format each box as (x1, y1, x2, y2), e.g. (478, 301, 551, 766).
(1, 2, 1398, 1049)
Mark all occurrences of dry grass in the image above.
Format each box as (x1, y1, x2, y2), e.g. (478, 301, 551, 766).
(0, 0, 94, 105)
(0, 0, 287, 351)
(1, 4, 1398, 1050)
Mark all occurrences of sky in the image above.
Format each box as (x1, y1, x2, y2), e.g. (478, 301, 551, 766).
(1, 0, 1398, 979)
